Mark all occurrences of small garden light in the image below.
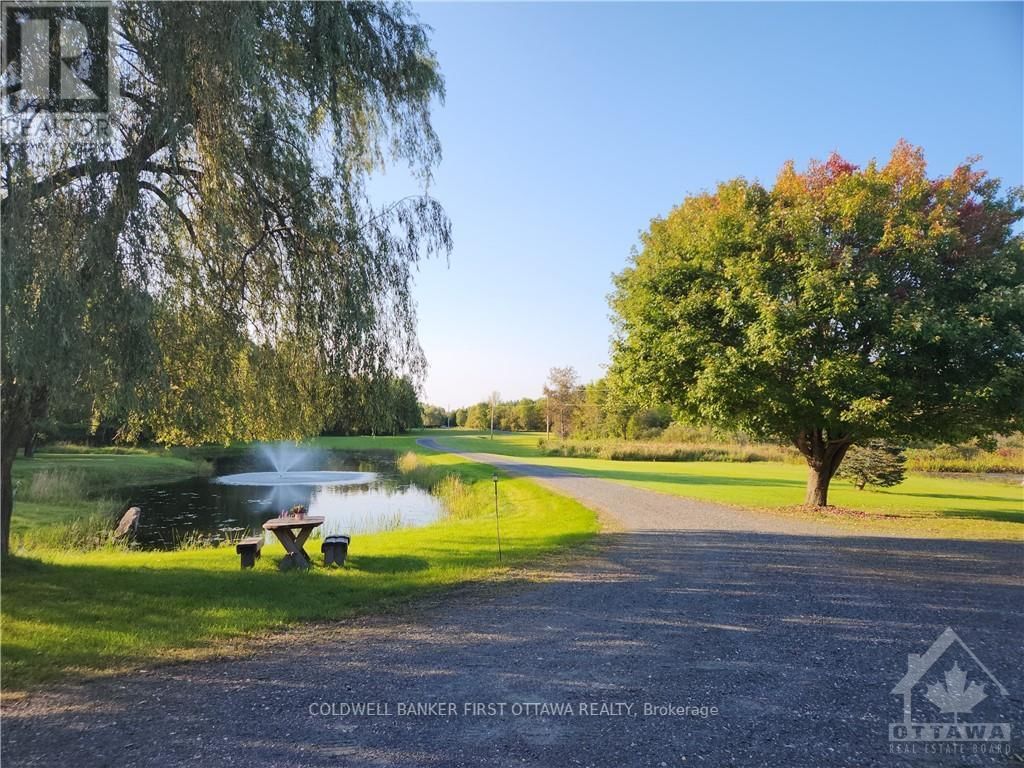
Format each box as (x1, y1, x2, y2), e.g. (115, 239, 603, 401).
(492, 472, 502, 563)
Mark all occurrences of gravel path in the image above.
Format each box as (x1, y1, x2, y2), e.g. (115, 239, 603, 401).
(3, 444, 1022, 767)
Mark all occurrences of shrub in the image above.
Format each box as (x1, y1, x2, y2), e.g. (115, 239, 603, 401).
(838, 441, 907, 490)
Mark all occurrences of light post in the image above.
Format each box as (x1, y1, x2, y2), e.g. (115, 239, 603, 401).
(492, 472, 502, 563)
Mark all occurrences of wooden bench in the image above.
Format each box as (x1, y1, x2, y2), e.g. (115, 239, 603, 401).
(236, 536, 263, 569)
(321, 535, 350, 567)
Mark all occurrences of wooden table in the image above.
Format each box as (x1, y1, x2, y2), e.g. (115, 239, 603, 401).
(262, 516, 325, 570)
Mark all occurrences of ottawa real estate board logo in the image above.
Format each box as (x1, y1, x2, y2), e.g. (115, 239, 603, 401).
(889, 628, 1012, 755)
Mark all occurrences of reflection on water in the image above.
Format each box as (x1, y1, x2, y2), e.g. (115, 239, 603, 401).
(313, 484, 440, 537)
(122, 449, 443, 549)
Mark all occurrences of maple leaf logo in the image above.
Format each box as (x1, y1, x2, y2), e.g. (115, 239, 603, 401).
(925, 662, 987, 722)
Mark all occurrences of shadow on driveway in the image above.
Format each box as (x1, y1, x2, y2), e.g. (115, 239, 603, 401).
(4, 528, 1022, 767)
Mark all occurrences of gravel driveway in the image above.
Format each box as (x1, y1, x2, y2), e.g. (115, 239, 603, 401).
(3, 443, 1022, 767)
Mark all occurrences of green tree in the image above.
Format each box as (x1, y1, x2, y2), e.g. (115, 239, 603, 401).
(600, 371, 644, 439)
(515, 398, 542, 431)
(543, 367, 582, 439)
(625, 407, 671, 440)
(1, 3, 450, 551)
(574, 379, 609, 439)
(325, 375, 421, 436)
(611, 143, 1023, 507)
(390, 378, 422, 434)
(420, 404, 446, 428)
(837, 440, 907, 490)
(465, 403, 489, 430)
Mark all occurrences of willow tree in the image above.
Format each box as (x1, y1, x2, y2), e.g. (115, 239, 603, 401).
(611, 142, 1023, 507)
(1, 2, 451, 552)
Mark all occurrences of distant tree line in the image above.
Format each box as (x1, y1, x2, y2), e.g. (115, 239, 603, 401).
(436, 366, 676, 440)
(31, 369, 426, 446)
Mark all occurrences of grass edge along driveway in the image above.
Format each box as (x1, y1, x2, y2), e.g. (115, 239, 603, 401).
(1, 435, 598, 691)
(431, 431, 1023, 540)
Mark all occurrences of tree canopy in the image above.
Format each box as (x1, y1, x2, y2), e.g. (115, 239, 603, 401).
(1, 2, 450, 551)
(543, 366, 582, 439)
(610, 142, 1024, 505)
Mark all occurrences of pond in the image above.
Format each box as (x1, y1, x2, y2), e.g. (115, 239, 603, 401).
(122, 448, 444, 549)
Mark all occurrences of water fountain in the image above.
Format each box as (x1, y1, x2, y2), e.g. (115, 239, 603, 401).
(213, 442, 377, 487)
(125, 442, 443, 547)
(262, 442, 306, 475)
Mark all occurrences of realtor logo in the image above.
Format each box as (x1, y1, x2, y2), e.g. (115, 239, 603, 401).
(890, 628, 1011, 745)
(1, 1, 113, 142)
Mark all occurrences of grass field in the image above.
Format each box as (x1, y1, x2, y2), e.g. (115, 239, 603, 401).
(430, 431, 1023, 540)
(1, 436, 597, 690)
(436, 430, 545, 457)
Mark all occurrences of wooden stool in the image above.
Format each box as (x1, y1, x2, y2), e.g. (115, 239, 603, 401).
(236, 536, 263, 568)
(321, 535, 350, 567)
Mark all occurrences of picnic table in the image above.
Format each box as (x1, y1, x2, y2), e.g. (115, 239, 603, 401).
(262, 515, 325, 570)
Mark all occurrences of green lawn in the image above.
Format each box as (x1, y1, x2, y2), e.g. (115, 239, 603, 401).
(429, 430, 1023, 540)
(430, 430, 547, 457)
(1, 436, 597, 690)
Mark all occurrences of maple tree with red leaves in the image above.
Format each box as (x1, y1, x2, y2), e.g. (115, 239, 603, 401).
(612, 141, 1024, 506)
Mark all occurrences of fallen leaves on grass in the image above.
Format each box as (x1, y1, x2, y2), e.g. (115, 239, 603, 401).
(774, 504, 901, 520)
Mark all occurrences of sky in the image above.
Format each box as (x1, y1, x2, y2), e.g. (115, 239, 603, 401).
(375, 2, 1023, 408)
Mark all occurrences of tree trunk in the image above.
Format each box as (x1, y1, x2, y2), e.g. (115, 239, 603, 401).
(1, 395, 28, 556)
(805, 464, 832, 506)
(793, 427, 851, 508)
(23, 431, 35, 458)
(1, 382, 48, 555)
(1, 450, 15, 557)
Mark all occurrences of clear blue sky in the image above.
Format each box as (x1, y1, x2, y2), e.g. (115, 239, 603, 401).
(379, 2, 1023, 408)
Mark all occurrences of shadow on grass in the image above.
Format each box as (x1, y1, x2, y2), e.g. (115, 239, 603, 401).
(578, 468, 805, 489)
(0, 526, 595, 689)
(877, 490, 1018, 504)
(938, 509, 1024, 524)
(349, 555, 430, 573)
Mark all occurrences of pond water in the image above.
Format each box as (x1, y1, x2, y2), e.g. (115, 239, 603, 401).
(122, 449, 444, 549)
